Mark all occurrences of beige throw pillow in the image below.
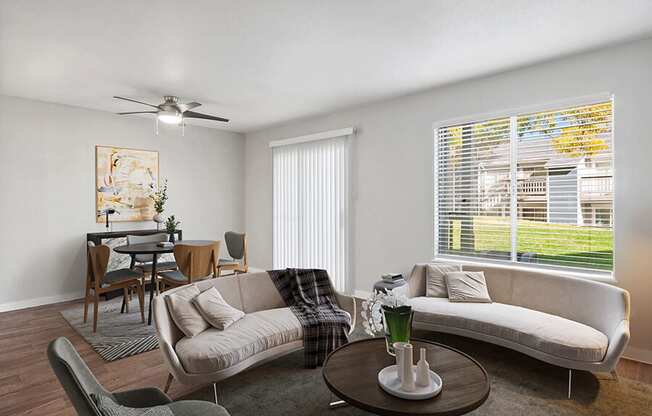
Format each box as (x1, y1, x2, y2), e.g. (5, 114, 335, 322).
(426, 263, 462, 297)
(164, 285, 209, 337)
(445, 271, 492, 303)
(192, 287, 244, 330)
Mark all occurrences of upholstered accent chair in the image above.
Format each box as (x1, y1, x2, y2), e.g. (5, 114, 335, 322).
(47, 337, 230, 415)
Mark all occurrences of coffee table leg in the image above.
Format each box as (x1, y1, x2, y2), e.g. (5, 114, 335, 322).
(329, 393, 347, 409)
(148, 254, 158, 325)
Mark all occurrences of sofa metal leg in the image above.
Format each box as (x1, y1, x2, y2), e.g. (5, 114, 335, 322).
(610, 369, 619, 382)
(213, 383, 224, 405)
(567, 369, 572, 399)
(164, 373, 173, 393)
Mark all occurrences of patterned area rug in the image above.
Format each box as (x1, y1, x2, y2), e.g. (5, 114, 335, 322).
(61, 297, 158, 361)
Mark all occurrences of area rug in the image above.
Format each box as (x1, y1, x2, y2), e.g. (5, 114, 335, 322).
(179, 327, 652, 416)
(61, 297, 158, 361)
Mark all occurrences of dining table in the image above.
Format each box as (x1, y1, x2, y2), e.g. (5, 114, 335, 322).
(114, 239, 216, 325)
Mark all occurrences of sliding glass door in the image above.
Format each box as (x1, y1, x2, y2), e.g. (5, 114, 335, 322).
(272, 135, 351, 292)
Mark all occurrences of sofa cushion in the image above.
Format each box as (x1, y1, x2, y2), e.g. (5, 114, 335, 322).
(166, 401, 231, 416)
(445, 271, 492, 303)
(165, 285, 210, 338)
(408, 297, 608, 362)
(93, 392, 173, 416)
(426, 263, 461, 298)
(175, 307, 303, 374)
(192, 287, 244, 330)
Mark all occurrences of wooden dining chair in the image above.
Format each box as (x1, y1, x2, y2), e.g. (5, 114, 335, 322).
(158, 241, 220, 291)
(85, 242, 145, 332)
(217, 232, 248, 276)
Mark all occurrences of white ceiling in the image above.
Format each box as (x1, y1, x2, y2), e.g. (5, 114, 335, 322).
(1, 1, 652, 133)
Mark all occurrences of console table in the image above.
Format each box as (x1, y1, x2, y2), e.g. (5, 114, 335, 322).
(86, 229, 183, 245)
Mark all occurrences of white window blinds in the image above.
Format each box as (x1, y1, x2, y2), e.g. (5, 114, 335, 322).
(436, 99, 613, 273)
(273, 135, 351, 291)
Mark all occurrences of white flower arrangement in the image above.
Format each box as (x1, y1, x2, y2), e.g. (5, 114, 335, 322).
(361, 289, 409, 336)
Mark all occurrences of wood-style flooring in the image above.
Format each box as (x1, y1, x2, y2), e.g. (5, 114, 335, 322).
(0, 299, 651, 416)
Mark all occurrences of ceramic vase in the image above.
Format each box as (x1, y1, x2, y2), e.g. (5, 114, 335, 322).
(416, 347, 431, 388)
(400, 343, 415, 392)
(393, 342, 410, 382)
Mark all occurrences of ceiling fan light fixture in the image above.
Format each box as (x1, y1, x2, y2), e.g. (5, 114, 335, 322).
(157, 110, 182, 125)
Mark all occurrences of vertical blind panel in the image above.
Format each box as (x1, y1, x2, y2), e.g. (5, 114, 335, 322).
(273, 136, 350, 291)
(437, 117, 512, 260)
(516, 101, 613, 271)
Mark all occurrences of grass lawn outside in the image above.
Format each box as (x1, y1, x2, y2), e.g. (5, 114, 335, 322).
(447, 216, 613, 270)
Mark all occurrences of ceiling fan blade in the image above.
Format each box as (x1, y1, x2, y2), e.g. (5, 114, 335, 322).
(183, 111, 229, 123)
(116, 111, 158, 115)
(179, 101, 202, 112)
(113, 96, 160, 109)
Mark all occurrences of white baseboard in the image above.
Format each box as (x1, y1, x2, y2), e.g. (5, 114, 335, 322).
(623, 346, 652, 365)
(0, 291, 84, 313)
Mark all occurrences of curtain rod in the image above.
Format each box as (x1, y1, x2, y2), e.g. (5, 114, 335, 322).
(269, 127, 355, 148)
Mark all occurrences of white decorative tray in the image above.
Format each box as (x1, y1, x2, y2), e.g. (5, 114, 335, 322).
(377, 365, 442, 400)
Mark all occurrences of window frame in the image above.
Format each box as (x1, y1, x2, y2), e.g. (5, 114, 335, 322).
(433, 93, 615, 280)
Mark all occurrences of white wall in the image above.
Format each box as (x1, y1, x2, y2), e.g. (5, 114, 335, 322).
(0, 95, 245, 310)
(245, 37, 652, 362)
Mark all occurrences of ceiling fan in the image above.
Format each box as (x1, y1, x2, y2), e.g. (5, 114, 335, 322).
(113, 95, 229, 134)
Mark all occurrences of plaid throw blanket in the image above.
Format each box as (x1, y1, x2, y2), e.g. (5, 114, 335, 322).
(267, 268, 350, 368)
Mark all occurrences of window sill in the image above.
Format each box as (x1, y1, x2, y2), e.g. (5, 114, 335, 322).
(432, 255, 616, 284)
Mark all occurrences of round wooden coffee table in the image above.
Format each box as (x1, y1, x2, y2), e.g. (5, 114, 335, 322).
(322, 338, 489, 416)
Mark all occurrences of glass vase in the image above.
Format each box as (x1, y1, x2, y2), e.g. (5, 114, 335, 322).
(382, 305, 413, 356)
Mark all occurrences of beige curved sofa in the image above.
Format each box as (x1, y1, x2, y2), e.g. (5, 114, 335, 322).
(405, 262, 630, 396)
(153, 271, 356, 388)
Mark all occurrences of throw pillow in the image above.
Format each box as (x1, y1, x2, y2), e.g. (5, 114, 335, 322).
(445, 271, 492, 303)
(164, 285, 209, 337)
(92, 393, 173, 416)
(192, 287, 245, 330)
(426, 263, 461, 297)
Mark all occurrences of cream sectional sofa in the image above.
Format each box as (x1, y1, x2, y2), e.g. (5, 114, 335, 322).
(153, 271, 356, 388)
(406, 263, 630, 395)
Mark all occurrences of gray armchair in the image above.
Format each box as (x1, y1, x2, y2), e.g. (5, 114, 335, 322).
(47, 337, 229, 416)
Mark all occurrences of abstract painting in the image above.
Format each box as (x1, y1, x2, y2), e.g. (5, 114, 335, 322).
(95, 146, 159, 222)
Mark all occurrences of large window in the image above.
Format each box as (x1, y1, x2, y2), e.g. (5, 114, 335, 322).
(272, 132, 351, 291)
(435, 98, 613, 273)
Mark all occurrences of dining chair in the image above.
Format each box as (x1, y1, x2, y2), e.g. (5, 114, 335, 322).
(85, 242, 145, 332)
(126, 233, 177, 294)
(217, 231, 248, 276)
(158, 241, 220, 291)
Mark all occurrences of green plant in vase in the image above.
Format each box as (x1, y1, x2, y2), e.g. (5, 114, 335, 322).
(165, 215, 180, 243)
(150, 179, 168, 225)
(361, 289, 412, 356)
